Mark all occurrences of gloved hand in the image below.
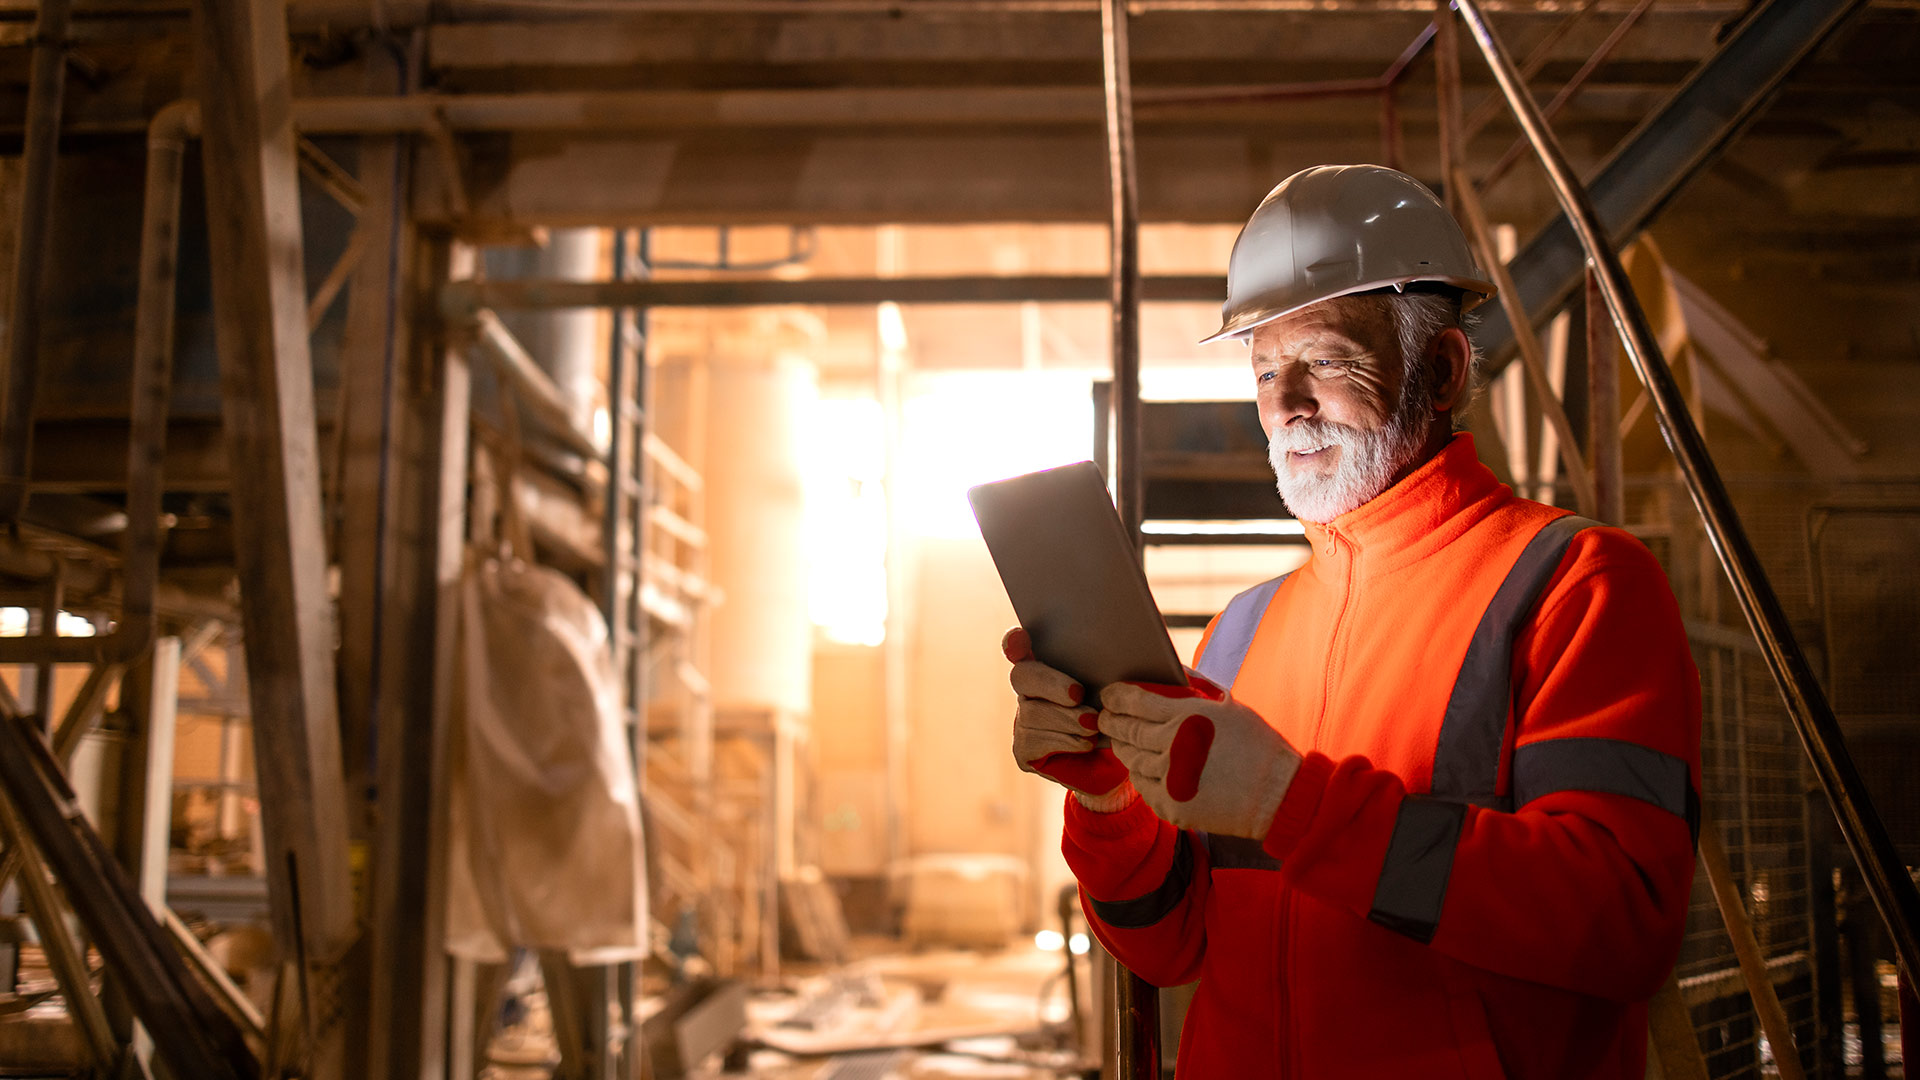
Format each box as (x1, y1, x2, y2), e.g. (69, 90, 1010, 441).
(1099, 673, 1302, 839)
(1004, 627, 1137, 812)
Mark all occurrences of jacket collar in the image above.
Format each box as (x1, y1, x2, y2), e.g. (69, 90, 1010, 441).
(1297, 433, 1510, 573)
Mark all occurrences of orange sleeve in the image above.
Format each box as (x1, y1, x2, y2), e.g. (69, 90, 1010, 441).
(1058, 612, 1226, 987)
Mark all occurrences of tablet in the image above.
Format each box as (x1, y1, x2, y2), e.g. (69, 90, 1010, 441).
(968, 461, 1187, 704)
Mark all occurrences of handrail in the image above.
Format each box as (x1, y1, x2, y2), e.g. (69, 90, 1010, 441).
(1452, 0, 1920, 982)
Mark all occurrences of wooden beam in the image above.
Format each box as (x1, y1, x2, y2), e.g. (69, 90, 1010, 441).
(336, 96, 468, 1073)
(0, 800, 119, 1068)
(445, 274, 1227, 311)
(188, 1, 356, 1076)
(403, 129, 1391, 228)
(1451, 169, 1598, 517)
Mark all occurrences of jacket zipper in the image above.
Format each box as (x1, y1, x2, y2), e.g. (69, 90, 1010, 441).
(1312, 525, 1354, 748)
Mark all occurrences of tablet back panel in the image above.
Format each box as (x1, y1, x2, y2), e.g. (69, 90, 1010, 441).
(968, 461, 1186, 701)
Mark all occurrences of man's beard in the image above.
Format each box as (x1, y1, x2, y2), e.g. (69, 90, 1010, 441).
(1267, 393, 1432, 524)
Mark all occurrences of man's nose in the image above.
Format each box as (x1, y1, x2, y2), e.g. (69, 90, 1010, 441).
(1271, 367, 1317, 425)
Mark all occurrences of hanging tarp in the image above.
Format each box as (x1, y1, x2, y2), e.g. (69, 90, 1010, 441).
(446, 554, 648, 964)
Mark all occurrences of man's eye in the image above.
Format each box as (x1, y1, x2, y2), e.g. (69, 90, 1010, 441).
(1256, 370, 1275, 382)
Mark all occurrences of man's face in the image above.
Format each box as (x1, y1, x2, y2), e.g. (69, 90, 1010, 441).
(1251, 296, 1433, 523)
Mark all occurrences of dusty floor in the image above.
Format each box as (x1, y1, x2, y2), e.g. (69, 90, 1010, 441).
(483, 936, 1091, 1080)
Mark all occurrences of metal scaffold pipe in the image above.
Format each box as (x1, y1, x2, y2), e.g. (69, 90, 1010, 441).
(1453, 0, 1920, 983)
(1102, 0, 1161, 1074)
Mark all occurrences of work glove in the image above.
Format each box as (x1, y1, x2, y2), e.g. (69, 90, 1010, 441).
(1099, 673, 1302, 839)
(1004, 627, 1137, 813)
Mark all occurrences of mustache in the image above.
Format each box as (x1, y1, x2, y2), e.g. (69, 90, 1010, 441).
(1269, 419, 1363, 454)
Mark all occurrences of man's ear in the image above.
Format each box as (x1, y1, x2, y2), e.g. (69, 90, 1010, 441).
(1428, 327, 1473, 413)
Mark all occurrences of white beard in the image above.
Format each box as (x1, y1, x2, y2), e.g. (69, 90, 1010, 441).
(1267, 407, 1431, 524)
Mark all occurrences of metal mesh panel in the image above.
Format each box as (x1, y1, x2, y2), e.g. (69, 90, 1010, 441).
(1632, 472, 1920, 1079)
(1683, 626, 1821, 1079)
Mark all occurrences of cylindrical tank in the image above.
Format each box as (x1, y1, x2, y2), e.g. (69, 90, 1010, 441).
(703, 351, 815, 715)
(483, 228, 602, 434)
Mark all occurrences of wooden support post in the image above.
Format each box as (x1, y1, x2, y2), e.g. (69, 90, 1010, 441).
(1432, 0, 1464, 218)
(365, 232, 470, 1080)
(1699, 820, 1808, 1080)
(117, 636, 182, 1070)
(1647, 976, 1711, 1080)
(1451, 170, 1598, 517)
(189, 0, 357, 1074)
(333, 44, 468, 1069)
(0, 0, 73, 524)
(50, 661, 123, 765)
(1585, 266, 1625, 526)
(0, 798, 119, 1067)
(33, 568, 63, 727)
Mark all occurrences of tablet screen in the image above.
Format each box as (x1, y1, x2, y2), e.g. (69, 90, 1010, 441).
(969, 461, 1187, 703)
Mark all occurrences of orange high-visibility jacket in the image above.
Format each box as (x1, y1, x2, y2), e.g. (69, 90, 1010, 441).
(1064, 435, 1702, 1079)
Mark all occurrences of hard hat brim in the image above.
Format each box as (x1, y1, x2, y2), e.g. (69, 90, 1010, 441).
(1197, 274, 1498, 347)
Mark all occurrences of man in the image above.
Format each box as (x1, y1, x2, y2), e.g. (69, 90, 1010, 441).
(1006, 164, 1701, 1078)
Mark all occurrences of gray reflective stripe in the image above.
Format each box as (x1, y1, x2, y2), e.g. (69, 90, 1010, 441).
(1204, 831, 1282, 872)
(1194, 572, 1292, 689)
(1513, 737, 1691, 817)
(1430, 515, 1597, 807)
(1086, 831, 1195, 929)
(1368, 796, 1467, 944)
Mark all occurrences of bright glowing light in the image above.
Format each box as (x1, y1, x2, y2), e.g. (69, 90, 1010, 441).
(1141, 519, 1305, 536)
(1, 608, 96, 637)
(1034, 930, 1065, 952)
(801, 397, 889, 646)
(897, 372, 1094, 539)
(878, 301, 910, 354)
(1139, 366, 1258, 403)
(1068, 933, 1091, 956)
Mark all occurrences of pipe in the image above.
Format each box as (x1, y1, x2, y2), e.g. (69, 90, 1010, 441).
(470, 308, 607, 461)
(1476, 0, 1655, 192)
(1102, 0, 1159, 1075)
(0, 100, 188, 667)
(1135, 20, 1433, 107)
(0, 0, 75, 525)
(1454, 0, 1920, 983)
(1458, 0, 1602, 141)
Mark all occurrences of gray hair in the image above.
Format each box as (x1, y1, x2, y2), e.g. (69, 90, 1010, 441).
(1385, 291, 1484, 431)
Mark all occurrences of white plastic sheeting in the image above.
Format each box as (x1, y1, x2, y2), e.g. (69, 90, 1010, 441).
(446, 555, 648, 964)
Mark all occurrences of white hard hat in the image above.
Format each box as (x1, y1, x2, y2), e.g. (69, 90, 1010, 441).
(1200, 164, 1496, 346)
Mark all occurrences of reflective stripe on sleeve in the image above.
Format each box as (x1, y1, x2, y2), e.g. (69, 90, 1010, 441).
(1512, 736, 1692, 818)
(1368, 796, 1468, 944)
(1086, 830, 1196, 929)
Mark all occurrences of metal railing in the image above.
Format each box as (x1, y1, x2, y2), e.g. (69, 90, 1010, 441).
(1452, 0, 1920, 989)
